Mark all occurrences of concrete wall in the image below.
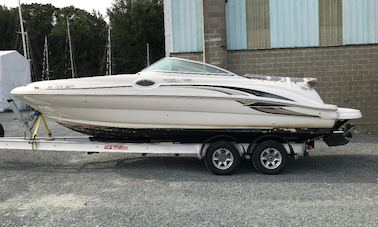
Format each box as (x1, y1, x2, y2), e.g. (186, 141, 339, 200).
(202, 0, 228, 67)
(230, 45, 378, 131)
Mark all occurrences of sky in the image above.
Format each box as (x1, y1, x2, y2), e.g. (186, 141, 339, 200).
(1, 0, 113, 18)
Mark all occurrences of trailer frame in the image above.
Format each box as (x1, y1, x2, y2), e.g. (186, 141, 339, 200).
(0, 99, 315, 175)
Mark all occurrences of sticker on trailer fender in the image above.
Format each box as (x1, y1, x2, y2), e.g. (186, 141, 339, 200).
(104, 144, 128, 150)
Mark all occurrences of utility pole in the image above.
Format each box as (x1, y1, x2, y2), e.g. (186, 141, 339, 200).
(106, 25, 112, 75)
(146, 42, 150, 66)
(18, 0, 27, 58)
(67, 17, 75, 78)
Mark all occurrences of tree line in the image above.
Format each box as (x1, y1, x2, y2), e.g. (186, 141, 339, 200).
(0, 0, 165, 81)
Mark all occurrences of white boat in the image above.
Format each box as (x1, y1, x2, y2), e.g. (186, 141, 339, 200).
(11, 57, 361, 144)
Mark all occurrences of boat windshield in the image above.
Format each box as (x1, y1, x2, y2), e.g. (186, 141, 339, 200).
(142, 58, 234, 76)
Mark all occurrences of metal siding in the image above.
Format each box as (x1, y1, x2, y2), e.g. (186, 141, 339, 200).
(319, 0, 342, 46)
(164, 0, 173, 55)
(171, 0, 203, 52)
(343, 0, 378, 45)
(246, 0, 270, 49)
(270, 0, 319, 48)
(196, 0, 204, 52)
(226, 0, 247, 50)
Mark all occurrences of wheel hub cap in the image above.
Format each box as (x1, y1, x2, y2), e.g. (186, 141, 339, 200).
(260, 148, 282, 170)
(212, 148, 234, 170)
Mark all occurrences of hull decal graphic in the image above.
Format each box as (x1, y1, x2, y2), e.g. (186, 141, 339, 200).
(250, 107, 320, 118)
(160, 84, 293, 101)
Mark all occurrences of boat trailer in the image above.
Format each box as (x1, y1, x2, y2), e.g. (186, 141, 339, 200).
(0, 100, 315, 175)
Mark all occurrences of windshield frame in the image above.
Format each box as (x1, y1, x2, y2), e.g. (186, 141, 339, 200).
(142, 57, 238, 76)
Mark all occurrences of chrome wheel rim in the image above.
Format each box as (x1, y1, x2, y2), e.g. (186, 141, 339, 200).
(260, 148, 282, 170)
(212, 148, 234, 170)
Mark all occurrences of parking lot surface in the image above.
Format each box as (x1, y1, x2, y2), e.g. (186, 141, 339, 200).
(0, 112, 377, 226)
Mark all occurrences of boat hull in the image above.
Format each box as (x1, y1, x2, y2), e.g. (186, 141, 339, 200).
(17, 93, 336, 132)
(61, 123, 333, 142)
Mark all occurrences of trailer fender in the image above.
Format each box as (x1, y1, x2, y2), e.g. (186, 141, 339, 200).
(199, 135, 246, 158)
(247, 135, 295, 157)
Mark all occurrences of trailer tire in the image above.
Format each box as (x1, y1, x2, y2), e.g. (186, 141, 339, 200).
(252, 140, 287, 174)
(205, 141, 240, 175)
(0, 124, 4, 137)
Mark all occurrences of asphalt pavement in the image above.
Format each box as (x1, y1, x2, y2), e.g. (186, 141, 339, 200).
(0, 112, 377, 226)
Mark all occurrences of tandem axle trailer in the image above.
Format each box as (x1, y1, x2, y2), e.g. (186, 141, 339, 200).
(0, 134, 307, 175)
(0, 100, 352, 175)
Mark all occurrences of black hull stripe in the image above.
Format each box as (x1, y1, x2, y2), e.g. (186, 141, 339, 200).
(251, 107, 320, 118)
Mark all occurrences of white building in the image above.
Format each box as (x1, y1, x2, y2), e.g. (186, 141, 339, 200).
(0, 51, 31, 111)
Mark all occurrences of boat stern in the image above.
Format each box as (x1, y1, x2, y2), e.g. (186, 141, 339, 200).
(321, 108, 362, 147)
(337, 107, 362, 120)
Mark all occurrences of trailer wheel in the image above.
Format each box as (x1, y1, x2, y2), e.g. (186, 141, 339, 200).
(205, 141, 241, 175)
(252, 140, 287, 174)
(0, 124, 3, 137)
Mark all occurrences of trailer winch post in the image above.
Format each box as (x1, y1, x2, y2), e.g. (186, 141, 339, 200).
(7, 99, 34, 138)
(7, 99, 52, 141)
